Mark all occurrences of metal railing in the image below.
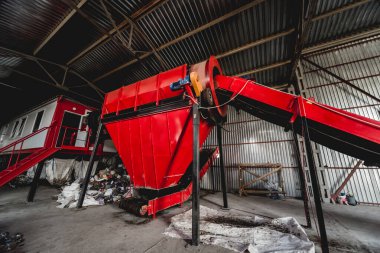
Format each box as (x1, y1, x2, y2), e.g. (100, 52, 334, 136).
(0, 122, 93, 171)
(57, 125, 92, 149)
(0, 122, 57, 169)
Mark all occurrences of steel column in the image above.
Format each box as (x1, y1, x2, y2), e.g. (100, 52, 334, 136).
(302, 117, 329, 253)
(216, 124, 228, 209)
(27, 161, 44, 202)
(77, 123, 103, 208)
(292, 130, 311, 228)
(192, 103, 200, 246)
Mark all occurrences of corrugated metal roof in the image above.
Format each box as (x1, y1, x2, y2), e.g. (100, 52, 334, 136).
(95, 0, 296, 88)
(307, 0, 380, 45)
(314, 0, 354, 15)
(0, 0, 379, 115)
(0, 0, 77, 52)
(0, 54, 23, 78)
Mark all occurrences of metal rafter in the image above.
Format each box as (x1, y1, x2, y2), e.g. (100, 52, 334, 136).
(0, 46, 104, 99)
(66, 0, 167, 65)
(311, 0, 371, 22)
(289, 0, 318, 84)
(60, 0, 156, 76)
(93, 0, 266, 82)
(34, 60, 60, 85)
(104, 0, 170, 70)
(235, 60, 292, 77)
(1, 65, 100, 104)
(33, 0, 88, 55)
(62, 67, 68, 87)
(182, 28, 295, 78)
(216, 29, 295, 59)
(0, 81, 22, 90)
(302, 56, 380, 103)
(232, 26, 380, 77)
(93, 0, 369, 84)
(303, 26, 380, 54)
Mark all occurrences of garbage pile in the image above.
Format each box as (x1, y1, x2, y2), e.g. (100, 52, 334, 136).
(8, 175, 32, 187)
(164, 206, 315, 252)
(334, 192, 358, 206)
(0, 232, 24, 252)
(264, 181, 285, 200)
(56, 168, 131, 208)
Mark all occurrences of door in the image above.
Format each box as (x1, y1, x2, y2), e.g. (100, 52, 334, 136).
(57, 112, 82, 147)
(75, 110, 90, 147)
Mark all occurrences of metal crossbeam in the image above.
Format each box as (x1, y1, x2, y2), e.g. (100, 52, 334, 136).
(92, 0, 265, 82)
(0, 46, 104, 99)
(92, 0, 372, 83)
(66, 0, 166, 65)
(302, 56, 380, 103)
(289, 0, 318, 84)
(105, 0, 170, 70)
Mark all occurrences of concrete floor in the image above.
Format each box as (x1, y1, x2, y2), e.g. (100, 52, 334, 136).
(1, 186, 379, 253)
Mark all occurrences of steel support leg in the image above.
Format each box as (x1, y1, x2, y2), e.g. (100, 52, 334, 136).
(27, 161, 44, 202)
(192, 103, 200, 246)
(292, 130, 311, 228)
(77, 123, 103, 208)
(217, 124, 228, 209)
(302, 118, 329, 253)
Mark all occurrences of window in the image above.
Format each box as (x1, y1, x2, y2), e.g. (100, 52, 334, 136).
(17, 118, 26, 136)
(11, 121, 19, 138)
(33, 111, 44, 132)
(0, 124, 8, 143)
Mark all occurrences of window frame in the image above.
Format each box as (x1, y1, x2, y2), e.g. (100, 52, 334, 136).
(17, 117, 27, 137)
(11, 120, 20, 138)
(0, 124, 9, 143)
(33, 110, 44, 133)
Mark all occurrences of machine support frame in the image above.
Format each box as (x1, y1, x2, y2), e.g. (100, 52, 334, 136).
(192, 103, 200, 246)
(27, 161, 45, 202)
(216, 124, 228, 209)
(302, 117, 329, 253)
(292, 130, 312, 228)
(77, 123, 103, 208)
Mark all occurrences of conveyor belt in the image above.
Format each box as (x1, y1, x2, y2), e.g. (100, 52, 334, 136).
(215, 75, 380, 166)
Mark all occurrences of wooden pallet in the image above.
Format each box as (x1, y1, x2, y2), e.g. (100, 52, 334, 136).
(238, 163, 285, 197)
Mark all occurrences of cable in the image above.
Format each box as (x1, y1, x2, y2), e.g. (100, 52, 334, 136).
(183, 78, 252, 109)
(199, 79, 251, 109)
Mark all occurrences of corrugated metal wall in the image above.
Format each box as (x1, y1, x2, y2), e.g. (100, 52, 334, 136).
(201, 107, 303, 198)
(301, 36, 380, 205)
(201, 36, 380, 204)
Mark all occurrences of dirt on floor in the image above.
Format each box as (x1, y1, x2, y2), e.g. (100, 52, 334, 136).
(1, 185, 380, 253)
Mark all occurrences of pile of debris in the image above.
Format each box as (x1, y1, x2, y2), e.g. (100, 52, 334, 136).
(164, 206, 314, 252)
(56, 168, 131, 208)
(0, 232, 24, 252)
(8, 175, 32, 188)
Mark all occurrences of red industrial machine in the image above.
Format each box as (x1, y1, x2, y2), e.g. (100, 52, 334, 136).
(100, 56, 380, 217)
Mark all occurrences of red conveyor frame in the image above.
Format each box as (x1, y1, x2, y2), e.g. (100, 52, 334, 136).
(101, 56, 380, 216)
